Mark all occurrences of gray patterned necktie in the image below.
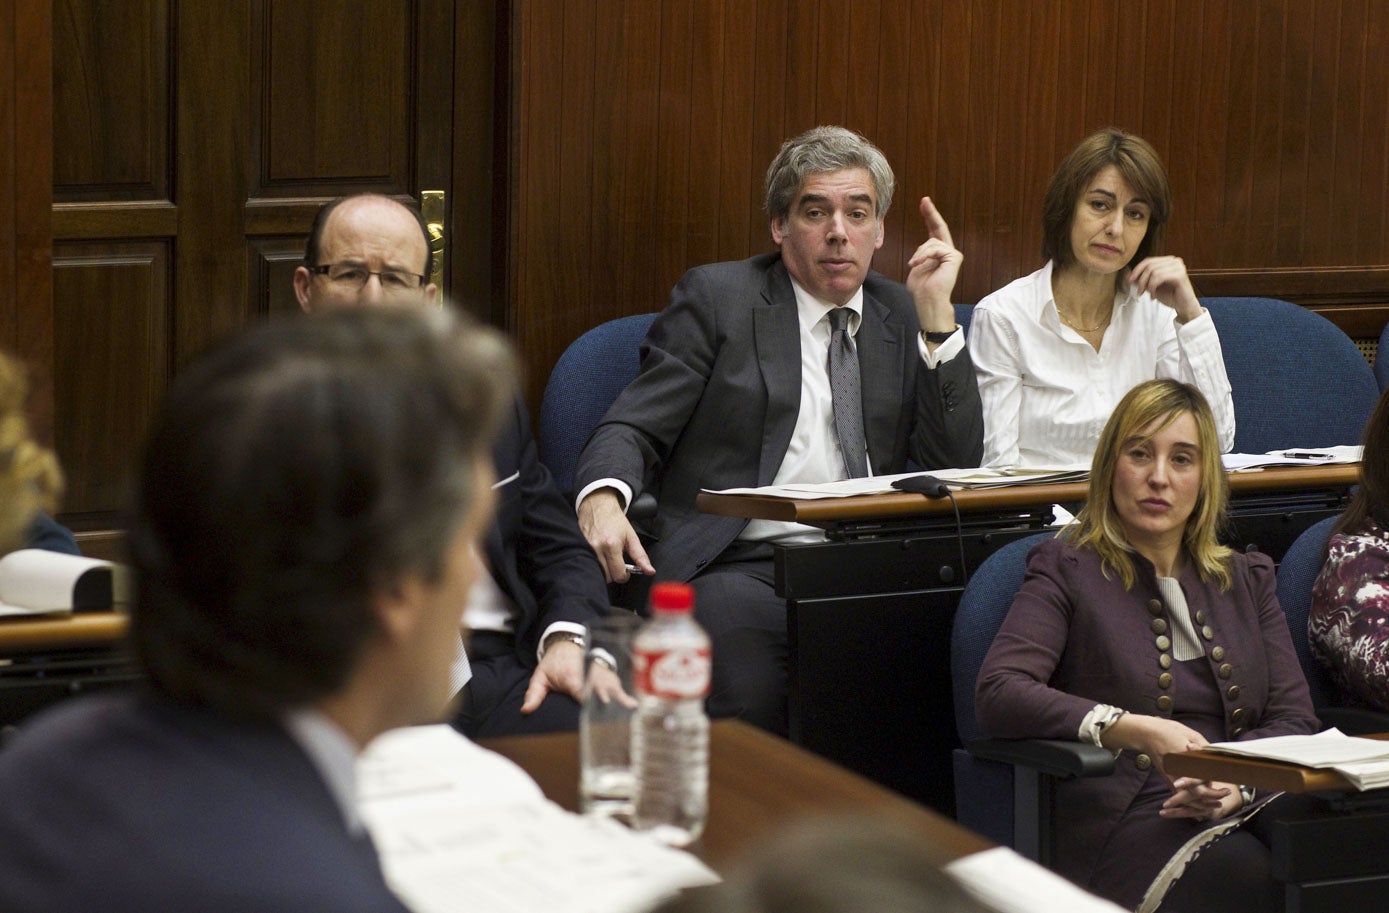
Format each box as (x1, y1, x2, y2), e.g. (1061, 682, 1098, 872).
(827, 307, 867, 478)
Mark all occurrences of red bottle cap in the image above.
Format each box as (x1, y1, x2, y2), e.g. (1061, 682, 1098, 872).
(649, 581, 694, 613)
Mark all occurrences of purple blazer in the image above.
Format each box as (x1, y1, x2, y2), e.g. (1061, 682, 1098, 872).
(975, 537, 1317, 890)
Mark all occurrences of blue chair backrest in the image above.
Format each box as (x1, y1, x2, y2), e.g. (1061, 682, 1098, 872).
(952, 533, 1052, 742)
(954, 303, 974, 337)
(950, 531, 1051, 844)
(538, 313, 658, 495)
(1377, 320, 1389, 391)
(1275, 515, 1342, 710)
(1203, 297, 1377, 454)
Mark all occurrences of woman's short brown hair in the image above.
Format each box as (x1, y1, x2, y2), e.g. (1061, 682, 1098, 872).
(1042, 128, 1172, 271)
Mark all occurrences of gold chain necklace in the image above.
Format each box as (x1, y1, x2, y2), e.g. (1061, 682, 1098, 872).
(1057, 305, 1110, 333)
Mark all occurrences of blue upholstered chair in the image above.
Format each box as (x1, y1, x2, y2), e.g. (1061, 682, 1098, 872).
(954, 303, 974, 337)
(1202, 297, 1377, 454)
(1376, 320, 1389, 391)
(951, 532, 1114, 861)
(538, 313, 658, 496)
(1275, 516, 1389, 734)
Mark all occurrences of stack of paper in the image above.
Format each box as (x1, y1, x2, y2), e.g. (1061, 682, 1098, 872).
(1222, 446, 1362, 472)
(928, 465, 1090, 489)
(702, 464, 1089, 500)
(359, 725, 719, 913)
(1204, 729, 1389, 790)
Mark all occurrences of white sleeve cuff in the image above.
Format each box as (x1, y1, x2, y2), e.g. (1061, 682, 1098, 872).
(537, 620, 589, 664)
(1078, 703, 1126, 750)
(575, 478, 633, 513)
(917, 326, 965, 368)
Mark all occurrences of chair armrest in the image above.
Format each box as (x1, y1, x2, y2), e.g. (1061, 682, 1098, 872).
(1318, 706, 1389, 737)
(628, 492, 658, 524)
(967, 738, 1116, 780)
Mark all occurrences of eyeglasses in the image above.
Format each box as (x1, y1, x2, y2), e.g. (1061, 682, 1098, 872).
(310, 263, 426, 292)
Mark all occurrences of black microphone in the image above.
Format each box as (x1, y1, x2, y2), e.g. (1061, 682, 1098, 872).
(891, 474, 950, 498)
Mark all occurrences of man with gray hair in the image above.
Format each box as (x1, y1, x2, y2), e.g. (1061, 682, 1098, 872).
(574, 126, 984, 734)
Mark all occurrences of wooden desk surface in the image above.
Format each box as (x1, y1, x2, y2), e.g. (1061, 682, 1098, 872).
(480, 719, 991, 870)
(696, 464, 1360, 524)
(1166, 733, 1389, 793)
(0, 611, 127, 651)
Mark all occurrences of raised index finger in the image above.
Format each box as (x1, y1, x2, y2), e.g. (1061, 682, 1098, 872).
(919, 196, 954, 248)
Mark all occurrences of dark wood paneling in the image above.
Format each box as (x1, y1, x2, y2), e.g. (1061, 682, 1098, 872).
(48, 1, 470, 553)
(251, 0, 411, 191)
(248, 238, 308, 319)
(52, 241, 170, 525)
(2, 0, 55, 444)
(51, 0, 168, 200)
(506, 0, 1389, 413)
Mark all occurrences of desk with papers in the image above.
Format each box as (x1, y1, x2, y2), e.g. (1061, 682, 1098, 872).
(1167, 732, 1389, 911)
(695, 463, 1360, 815)
(476, 720, 1126, 913)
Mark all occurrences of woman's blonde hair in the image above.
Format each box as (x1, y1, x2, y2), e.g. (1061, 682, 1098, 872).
(0, 354, 62, 552)
(1062, 379, 1231, 589)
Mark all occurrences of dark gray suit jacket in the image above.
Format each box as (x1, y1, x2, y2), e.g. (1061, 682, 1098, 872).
(0, 691, 412, 913)
(574, 252, 984, 582)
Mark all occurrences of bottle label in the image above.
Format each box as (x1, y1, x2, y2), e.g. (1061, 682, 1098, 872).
(633, 647, 711, 699)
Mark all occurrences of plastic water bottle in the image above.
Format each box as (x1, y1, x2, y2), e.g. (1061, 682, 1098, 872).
(630, 581, 710, 846)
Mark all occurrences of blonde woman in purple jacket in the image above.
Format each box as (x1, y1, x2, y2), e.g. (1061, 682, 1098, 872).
(977, 379, 1316, 912)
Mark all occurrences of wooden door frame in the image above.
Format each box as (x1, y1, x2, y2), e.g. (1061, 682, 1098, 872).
(1, 0, 54, 444)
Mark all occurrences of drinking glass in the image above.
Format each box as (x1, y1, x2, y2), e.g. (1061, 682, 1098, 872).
(579, 613, 641, 818)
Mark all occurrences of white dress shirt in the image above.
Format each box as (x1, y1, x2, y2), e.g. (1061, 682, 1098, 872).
(970, 261, 1235, 468)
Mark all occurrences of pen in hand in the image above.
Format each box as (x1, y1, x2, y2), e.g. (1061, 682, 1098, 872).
(623, 563, 649, 576)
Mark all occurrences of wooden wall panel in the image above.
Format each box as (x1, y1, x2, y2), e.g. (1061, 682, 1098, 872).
(52, 0, 168, 200)
(49, 0, 175, 546)
(2, 0, 55, 444)
(250, 0, 415, 194)
(51, 242, 169, 525)
(49, 0, 469, 554)
(506, 0, 1389, 411)
(248, 238, 308, 319)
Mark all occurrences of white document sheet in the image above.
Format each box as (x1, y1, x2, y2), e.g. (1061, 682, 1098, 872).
(1204, 728, 1389, 767)
(945, 846, 1127, 913)
(1222, 446, 1362, 472)
(358, 725, 719, 913)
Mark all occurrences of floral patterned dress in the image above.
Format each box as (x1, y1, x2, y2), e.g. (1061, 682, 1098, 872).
(1309, 519, 1389, 710)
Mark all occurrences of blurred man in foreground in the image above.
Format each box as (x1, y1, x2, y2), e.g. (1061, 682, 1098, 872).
(0, 308, 513, 912)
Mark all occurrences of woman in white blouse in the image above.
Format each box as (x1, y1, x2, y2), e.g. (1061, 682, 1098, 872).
(970, 129, 1235, 468)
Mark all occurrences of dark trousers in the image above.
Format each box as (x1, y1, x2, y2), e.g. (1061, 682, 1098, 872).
(453, 631, 581, 739)
(1156, 792, 1319, 913)
(687, 541, 788, 737)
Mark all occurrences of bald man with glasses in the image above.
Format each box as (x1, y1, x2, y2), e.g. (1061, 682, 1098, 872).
(296, 194, 613, 738)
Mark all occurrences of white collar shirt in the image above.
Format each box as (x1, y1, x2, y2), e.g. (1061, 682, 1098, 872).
(282, 707, 365, 835)
(969, 261, 1235, 468)
(740, 280, 866, 543)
